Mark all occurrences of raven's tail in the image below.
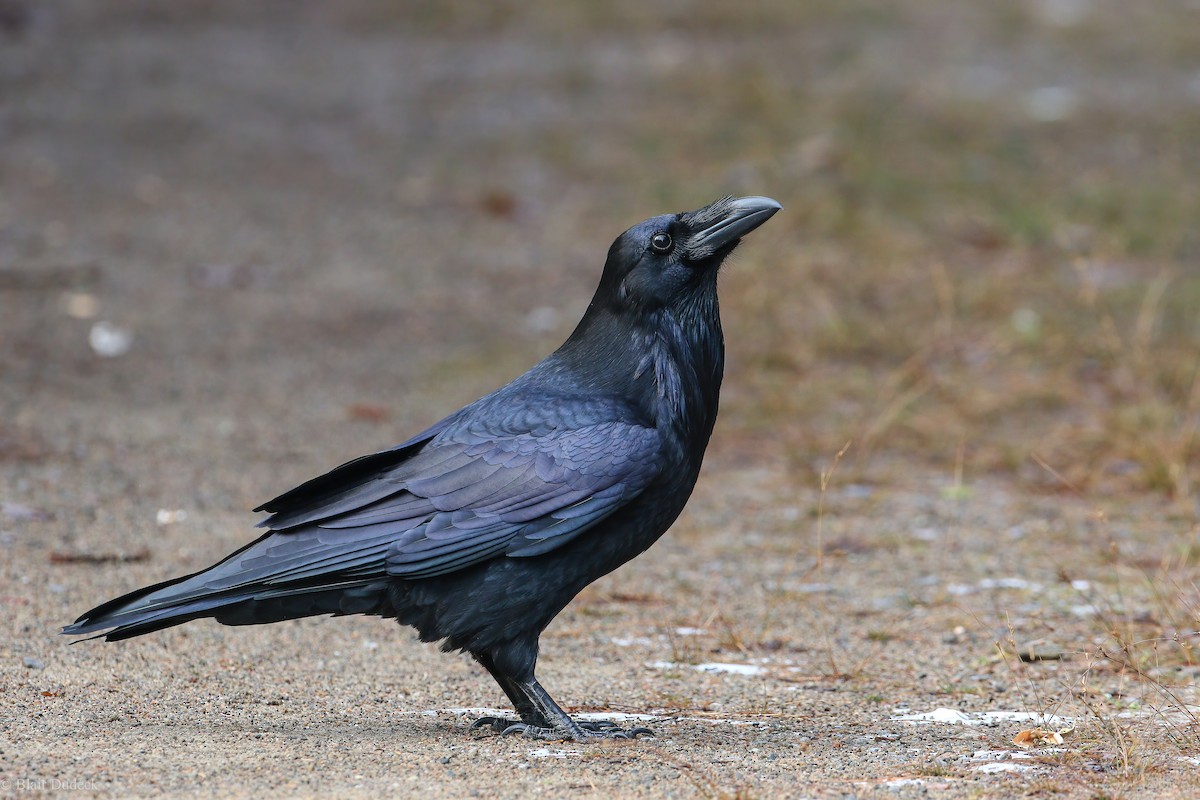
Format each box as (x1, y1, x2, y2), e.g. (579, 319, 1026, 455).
(63, 531, 391, 642)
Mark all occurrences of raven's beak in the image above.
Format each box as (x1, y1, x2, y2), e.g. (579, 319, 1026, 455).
(690, 196, 783, 254)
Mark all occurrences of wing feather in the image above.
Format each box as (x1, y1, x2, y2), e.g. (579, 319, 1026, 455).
(238, 396, 662, 588)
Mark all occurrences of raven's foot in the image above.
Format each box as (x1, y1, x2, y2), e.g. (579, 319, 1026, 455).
(478, 718, 653, 741)
(468, 665, 654, 742)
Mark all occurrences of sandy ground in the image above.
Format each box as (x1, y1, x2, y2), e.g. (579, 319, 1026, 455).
(3, 3, 1198, 798)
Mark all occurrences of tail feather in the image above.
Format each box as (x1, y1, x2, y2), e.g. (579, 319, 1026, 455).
(63, 531, 391, 641)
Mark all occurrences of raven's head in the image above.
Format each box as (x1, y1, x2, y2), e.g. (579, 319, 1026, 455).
(597, 195, 782, 314)
(559, 196, 781, 428)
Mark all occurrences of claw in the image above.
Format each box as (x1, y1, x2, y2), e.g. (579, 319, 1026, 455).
(471, 716, 513, 733)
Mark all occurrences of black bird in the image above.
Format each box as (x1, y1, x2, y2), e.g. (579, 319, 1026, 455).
(64, 196, 781, 741)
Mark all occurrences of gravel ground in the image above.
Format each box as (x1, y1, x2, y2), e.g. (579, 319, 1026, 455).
(3, 3, 1197, 798)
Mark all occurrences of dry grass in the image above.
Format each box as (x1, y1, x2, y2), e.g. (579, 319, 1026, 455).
(683, 7, 1200, 782)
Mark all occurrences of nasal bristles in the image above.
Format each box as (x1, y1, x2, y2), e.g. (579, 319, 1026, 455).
(680, 196, 737, 230)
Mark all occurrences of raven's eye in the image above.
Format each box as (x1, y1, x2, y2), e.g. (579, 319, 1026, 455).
(649, 232, 673, 254)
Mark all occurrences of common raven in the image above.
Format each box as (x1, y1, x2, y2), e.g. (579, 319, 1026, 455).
(65, 195, 782, 741)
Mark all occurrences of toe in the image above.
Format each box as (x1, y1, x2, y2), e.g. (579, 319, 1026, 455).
(578, 720, 620, 731)
(471, 716, 512, 733)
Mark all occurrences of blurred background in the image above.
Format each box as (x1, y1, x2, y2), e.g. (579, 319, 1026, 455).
(3, 0, 1199, 556)
(3, 2, 1200, 791)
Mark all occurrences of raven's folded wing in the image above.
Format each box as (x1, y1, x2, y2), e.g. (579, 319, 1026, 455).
(215, 411, 664, 591)
(70, 413, 664, 633)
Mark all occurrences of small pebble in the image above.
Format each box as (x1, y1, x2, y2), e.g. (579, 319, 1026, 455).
(88, 321, 134, 358)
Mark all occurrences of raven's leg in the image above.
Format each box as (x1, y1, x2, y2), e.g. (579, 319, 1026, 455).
(468, 639, 652, 742)
(501, 676, 654, 741)
(469, 651, 552, 732)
